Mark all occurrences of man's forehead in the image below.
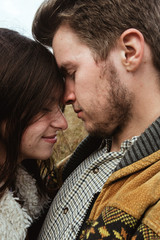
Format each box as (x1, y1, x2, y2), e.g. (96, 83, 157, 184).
(52, 24, 83, 50)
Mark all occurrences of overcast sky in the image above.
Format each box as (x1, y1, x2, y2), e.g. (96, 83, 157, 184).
(0, 0, 44, 38)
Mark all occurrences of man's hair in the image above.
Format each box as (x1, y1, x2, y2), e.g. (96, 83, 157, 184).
(32, 0, 160, 70)
(0, 28, 64, 196)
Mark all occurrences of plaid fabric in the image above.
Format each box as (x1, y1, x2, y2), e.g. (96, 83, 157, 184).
(38, 137, 138, 240)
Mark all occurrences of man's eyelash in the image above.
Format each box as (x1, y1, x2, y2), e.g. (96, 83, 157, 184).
(61, 67, 76, 80)
(70, 72, 75, 79)
(67, 71, 75, 80)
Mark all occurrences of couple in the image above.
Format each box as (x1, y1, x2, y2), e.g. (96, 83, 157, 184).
(1, 0, 160, 239)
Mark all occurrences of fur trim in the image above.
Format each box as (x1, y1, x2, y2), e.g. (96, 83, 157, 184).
(15, 167, 50, 220)
(0, 190, 32, 239)
(0, 166, 50, 239)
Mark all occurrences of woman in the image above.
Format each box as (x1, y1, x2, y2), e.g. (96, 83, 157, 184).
(0, 28, 67, 239)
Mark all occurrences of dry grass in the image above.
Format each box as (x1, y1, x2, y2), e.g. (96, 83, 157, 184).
(52, 105, 87, 163)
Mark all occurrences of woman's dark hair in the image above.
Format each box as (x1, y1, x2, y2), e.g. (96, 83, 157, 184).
(0, 28, 64, 196)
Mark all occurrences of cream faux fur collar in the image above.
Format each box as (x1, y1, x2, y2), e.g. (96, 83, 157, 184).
(0, 166, 50, 240)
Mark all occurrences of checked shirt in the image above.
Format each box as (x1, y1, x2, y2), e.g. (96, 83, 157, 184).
(38, 136, 138, 240)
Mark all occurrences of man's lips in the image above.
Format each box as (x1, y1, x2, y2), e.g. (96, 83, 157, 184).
(74, 109, 83, 118)
(74, 108, 81, 113)
(42, 135, 57, 144)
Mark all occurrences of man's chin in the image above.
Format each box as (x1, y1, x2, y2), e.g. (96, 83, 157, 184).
(89, 131, 111, 138)
(86, 126, 111, 138)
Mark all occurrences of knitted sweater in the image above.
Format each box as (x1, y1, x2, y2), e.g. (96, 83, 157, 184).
(39, 117, 160, 240)
(79, 150, 160, 239)
(78, 117, 160, 239)
(0, 166, 49, 240)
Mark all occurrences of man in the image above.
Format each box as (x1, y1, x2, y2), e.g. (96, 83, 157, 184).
(32, 0, 160, 239)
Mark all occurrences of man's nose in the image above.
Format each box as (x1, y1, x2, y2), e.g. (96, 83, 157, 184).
(63, 79, 76, 105)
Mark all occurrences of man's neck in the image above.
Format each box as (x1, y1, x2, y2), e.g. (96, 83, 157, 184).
(110, 114, 160, 152)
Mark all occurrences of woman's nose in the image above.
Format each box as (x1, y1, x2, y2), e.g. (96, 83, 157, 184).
(51, 110, 68, 130)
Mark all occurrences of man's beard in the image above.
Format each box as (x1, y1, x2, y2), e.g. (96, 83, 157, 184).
(88, 63, 134, 139)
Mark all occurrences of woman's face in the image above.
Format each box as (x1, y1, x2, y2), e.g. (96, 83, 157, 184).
(20, 103, 68, 161)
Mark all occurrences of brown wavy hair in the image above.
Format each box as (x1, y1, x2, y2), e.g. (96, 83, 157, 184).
(0, 28, 64, 197)
(32, 0, 160, 70)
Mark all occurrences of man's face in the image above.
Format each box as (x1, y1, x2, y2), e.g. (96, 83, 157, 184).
(52, 24, 134, 137)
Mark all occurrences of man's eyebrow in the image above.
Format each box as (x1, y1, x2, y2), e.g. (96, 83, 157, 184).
(60, 61, 75, 69)
(59, 62, 75, 73)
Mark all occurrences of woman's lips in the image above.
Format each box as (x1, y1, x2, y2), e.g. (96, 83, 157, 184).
(42, 135, 57, 144)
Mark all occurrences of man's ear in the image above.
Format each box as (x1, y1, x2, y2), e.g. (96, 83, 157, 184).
(119, 28, 144, 72)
